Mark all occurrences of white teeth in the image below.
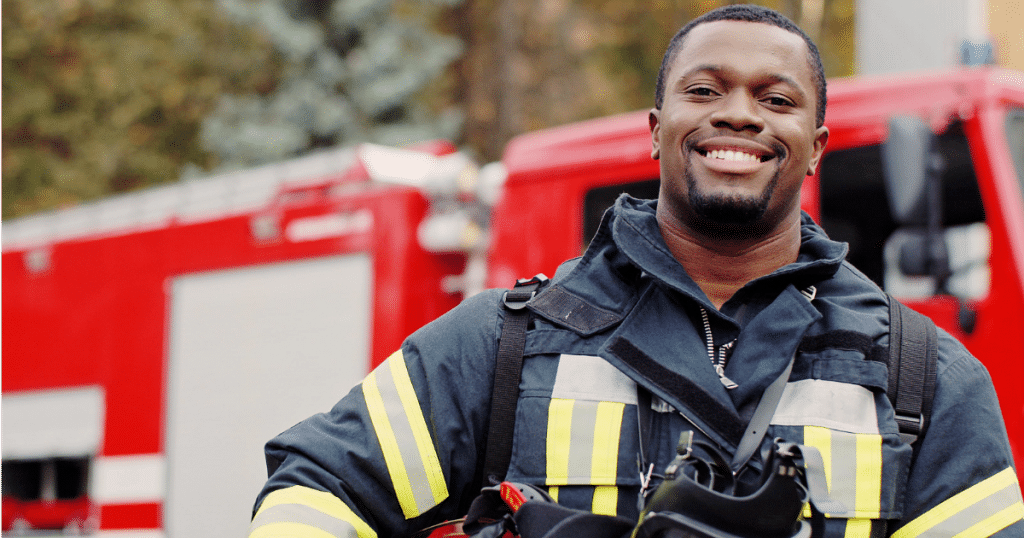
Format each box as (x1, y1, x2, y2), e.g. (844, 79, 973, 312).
(708, 149, 759, 162)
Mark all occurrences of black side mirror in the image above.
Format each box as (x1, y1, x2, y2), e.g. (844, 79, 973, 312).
(896, 230, 950, 277)
(881, 116, 943, 226)
(881, 116, 949, 293)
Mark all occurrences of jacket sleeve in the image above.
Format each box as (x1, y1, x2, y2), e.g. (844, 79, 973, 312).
(891, 330, 1024, 537)
(247, 289, 507, 538)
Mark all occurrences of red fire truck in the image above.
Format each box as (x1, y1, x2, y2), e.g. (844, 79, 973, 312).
(4, 67, 1023, 537)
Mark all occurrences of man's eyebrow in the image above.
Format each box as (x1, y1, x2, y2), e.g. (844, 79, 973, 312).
(761, 73, 806, 98)
(676, 65, 808, 100)
(677, 64, 723, 80)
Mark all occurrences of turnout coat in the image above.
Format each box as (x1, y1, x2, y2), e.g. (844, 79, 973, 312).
(249, 197, 1023, 538)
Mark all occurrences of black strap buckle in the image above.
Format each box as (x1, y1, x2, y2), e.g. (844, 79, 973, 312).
(502, 274, 549, 310)
(895, 411, 925, 444)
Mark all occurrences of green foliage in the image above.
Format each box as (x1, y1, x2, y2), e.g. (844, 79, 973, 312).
(198, 0, 465, 173)
(2, 0, 854, 219)
(2, 0, 281, 219)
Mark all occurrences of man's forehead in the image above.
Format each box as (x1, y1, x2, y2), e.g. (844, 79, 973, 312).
(678, 20, 809, 59)
(671, 20, 814, 84)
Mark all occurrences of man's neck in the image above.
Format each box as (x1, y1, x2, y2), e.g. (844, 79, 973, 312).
(657, 213, 803, 310)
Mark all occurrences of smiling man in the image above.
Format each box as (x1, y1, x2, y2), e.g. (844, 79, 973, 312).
(249, 5, 1022, 538)
(650, 12, 830, 308)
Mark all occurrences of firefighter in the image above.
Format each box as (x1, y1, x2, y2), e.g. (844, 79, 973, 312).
(248, 5, 1023, 538)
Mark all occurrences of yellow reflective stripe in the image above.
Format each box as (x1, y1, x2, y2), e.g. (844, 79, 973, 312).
(591, 401, 625, 483)
(250, 486, 376, 538)
(250, 522, 344, 538)
(546, 398, 574, 485)
(363, 363, 416, 516)
(363, 351, 448, 518)
(804, 426, 832, 519)
(855, 433, 882, 519)
(389, 351, 448, 503)
(844, 518, 872, 538)
(803, 426, 883, 519)
(893, 468, 1024, 538)
(593, 486, 618, 516)
(548, 486, 559, 502)
(956, 502, 1024, 538)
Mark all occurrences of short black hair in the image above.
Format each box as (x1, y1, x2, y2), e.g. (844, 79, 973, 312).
(654, 4, 827, 127)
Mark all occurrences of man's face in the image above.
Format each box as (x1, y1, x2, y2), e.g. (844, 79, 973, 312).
(650, 20, 828, 238)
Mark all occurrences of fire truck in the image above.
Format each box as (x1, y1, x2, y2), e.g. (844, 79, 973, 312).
(3, 67, 1023, 537)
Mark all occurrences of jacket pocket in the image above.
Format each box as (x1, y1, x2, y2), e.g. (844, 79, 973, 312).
(771, 349, 912, 524)
(506, 354, 641, 516)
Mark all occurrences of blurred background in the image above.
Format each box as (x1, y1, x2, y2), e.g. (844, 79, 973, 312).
(4, 1, 1024, 537)
(5, 0, 1021, 220)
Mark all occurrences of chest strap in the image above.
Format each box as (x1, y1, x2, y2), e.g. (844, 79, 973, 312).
(887, 297, 938, 447)
(483, 274, 550, 485)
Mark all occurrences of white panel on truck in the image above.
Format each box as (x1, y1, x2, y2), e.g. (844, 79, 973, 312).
(1, 386, 105, 459)
(165, 254, 372, 538)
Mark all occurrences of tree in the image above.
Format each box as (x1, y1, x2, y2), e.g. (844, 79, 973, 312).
(2, 0, 280, 219)
(197, 0, 466, 173)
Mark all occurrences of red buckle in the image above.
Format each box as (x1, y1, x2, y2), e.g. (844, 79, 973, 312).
(499, 481, 529, 512)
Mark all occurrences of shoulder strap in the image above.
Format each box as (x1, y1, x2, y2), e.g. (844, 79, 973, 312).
(887, 297, 939, 446)
(483, 274, 549, 485)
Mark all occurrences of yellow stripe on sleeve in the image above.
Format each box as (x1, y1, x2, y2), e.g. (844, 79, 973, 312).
(893, 468, 1024, 538)
(251, 485, 377, 538)
(956, 503, 1024, 538)
(250, 522, 345, 538)
(362, 361, 417, 518)
(389, 350, 449, 504)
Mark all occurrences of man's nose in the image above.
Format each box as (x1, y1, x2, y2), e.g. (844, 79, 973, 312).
(709, 92, 765, 132)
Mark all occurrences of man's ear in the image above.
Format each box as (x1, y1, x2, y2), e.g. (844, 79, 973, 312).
(806, 125, 829, 175)
(649, 109, 661, 160)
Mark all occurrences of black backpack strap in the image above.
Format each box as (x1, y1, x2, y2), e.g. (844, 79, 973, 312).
(483, 274, 550, 485)
(887, 297, 939, 447)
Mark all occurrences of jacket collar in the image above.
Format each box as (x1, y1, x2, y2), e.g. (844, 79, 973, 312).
(612, 196, 848, 309)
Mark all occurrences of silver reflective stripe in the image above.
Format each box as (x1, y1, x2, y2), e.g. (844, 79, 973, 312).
(553, 354, 637, 404)
(565, 400, 600, 482)
(250, 503, 358, 538)
(372, 361, 436, 514)
(922, 482, 1024, 536)
(828, 430, 859, 512)
(893, 469, 1024, 537)
(546, 398, 625, 487)
(772, 380, 879, 434)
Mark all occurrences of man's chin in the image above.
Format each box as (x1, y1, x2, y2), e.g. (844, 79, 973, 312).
(689, 196, 772, 239)
(695, 199, 766, 224)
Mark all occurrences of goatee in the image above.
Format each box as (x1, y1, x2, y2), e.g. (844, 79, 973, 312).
(682, 164, 782, 239)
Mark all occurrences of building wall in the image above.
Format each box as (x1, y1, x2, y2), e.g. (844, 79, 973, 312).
(989, 0, 1024, 70)
(855, 0, 1020, 74)
(856, 0, 974, 74)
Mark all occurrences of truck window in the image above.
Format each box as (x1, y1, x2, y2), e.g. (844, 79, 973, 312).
(583, 179, 660, 246)
(819, 121, 987, 298)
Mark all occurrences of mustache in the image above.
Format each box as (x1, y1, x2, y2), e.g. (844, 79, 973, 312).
(683, 132, 787, 160)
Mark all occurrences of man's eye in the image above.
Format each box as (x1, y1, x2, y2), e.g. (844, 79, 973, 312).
(689, 87, 716, 97)
(764, 96, 793, 107)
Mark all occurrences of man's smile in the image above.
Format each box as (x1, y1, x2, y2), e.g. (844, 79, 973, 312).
(689, 138, 780, 175)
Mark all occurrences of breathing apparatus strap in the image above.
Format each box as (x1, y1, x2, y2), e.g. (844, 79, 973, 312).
(483, 275, 550, 485)
(887, 298, 938, 447)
